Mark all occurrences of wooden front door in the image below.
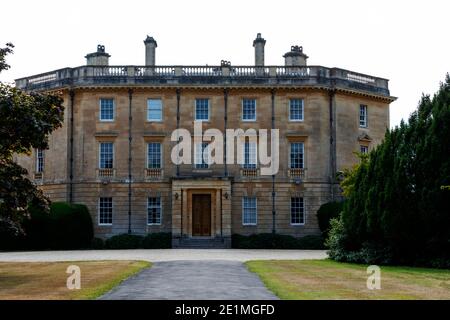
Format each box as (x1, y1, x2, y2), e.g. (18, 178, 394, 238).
(192, 194, 211, 236)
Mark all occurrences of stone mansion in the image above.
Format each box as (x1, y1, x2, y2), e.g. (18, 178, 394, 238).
(14, 34, 395, 247)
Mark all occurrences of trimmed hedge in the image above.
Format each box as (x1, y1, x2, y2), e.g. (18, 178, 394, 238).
(0, 202, 94, 251)
(232, 233, 325, 249)
(104, 233, 172, 249)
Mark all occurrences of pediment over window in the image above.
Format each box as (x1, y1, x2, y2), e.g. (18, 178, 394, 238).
(358, 133, 372, 142)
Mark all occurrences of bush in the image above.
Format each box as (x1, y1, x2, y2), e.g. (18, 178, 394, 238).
(316, 201, 344, 238)
(91, 237, 105, 249)
(142, 233, 172, 249)
(232, 233, 324, 249)
(105, 234, 144, 249)
(7, 202, 94, 250)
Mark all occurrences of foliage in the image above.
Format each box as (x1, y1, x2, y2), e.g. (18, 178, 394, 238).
(316, 201, 344, 238)
(328, 75, 450, 268)
(0, 43, 64, 234)
(232, 233, 325, 249)
(104, 233, 172, 249)
(142, 232, 172, 249)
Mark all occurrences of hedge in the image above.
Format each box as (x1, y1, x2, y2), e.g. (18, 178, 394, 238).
(231, 233, 325, 249)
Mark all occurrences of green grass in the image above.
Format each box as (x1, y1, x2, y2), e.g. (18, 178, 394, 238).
(246, 259, 450, 300)
(0, 261, 151, 300)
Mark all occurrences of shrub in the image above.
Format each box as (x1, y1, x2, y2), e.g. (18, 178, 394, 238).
(316, 201, 344, 238)
(232, 233, 324, 249)
(142, 233, 172, 249)
(16, 202, 93, 250)
(91, 237, 105, 249)
(105, 234, 144, 249)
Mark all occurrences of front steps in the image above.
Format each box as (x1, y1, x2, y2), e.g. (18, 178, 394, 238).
(173, 237, 231, 249)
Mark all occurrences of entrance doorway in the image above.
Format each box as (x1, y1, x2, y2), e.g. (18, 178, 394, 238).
(192, 194, 211, 236)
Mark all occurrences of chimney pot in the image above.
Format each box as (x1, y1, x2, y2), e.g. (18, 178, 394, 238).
(253, 33, 266, 67)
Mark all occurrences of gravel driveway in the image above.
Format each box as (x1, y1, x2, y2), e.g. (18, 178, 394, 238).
(0, 249, 327, 262)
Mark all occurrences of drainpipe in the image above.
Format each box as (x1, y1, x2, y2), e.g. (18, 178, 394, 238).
(329, 89, 337, 200)
(69, 90, 75, 204)
(176, 88, 181, 177)
(224, 88, 228, 177)
(128, 89, 133, 234)
(271, 89, 276, 234)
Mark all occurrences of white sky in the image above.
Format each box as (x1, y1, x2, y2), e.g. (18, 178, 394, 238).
(1, 0, 449, 127)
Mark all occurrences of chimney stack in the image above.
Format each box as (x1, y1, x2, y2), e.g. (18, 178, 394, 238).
(253, 33, 266, 66)
(144, 36, 157, 66)
(283, 45, 308, 66)
(85, 45, 110, 66)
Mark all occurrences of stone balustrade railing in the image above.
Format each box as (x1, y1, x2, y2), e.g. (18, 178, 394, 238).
(15, 65, 390, 96)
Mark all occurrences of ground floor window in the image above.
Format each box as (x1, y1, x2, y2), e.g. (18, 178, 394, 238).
(147, 197, 162, 225)
(99, 197, 113, 225)
(242, 196, 257, 225)
(291, 197, 305, 225)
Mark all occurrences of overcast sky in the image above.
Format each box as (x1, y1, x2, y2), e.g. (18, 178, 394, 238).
(1, 0, 448, 127)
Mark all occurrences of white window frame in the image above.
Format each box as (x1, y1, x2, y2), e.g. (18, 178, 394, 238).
(147, 142, 162, 169)
(147, 196, 162, 225)
(36, 149, 44, 173)
(99, 142, 114, 169)
(147, 98, 163, 122)
(289, 142, 305, 169)
(359, 104, 368, 128)
(290, 197, 305, 226)
(195, 98, 210, 121)
(98, 197, 113, 226)
(99, 98, 115, 122)
(289, 98, 304, 122)
(242, 196, 257, 226)
(241, 98, 257, 122)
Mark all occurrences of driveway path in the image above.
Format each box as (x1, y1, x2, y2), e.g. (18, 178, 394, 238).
(0, 249, 327, 262)
(100, 260, 278, 300)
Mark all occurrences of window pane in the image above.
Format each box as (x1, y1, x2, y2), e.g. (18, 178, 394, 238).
(99, 197, 113, 224)
(291, 197, 304, 224)
(290, 99, 304, 121)
(243, 197, 257, 225)
(147, 197, 161, 224)
(242, 99, 256, 120)
(360, 105, 367, 127)
(36, 149, 44, 172)
(100, 142, 114, 169)
(195, 99, 209, 120)
(147, 143, 161, 168)
(100, 99, 114, 121)
(243, 141, 257, 169)
(147, 99, 162, 121)
(290, 142, 304, 169)
(195, 142, 209, 169)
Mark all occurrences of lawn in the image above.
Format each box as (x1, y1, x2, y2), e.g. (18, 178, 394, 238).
(246, 259, 450, 300)
(0, 260, 150, 300)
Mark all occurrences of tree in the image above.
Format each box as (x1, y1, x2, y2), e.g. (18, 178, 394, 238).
(0, 43, 64, 235)
(328, 75, 450, 268)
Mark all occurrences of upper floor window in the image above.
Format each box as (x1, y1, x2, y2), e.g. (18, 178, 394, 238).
(242, 99, 256, 121)
(99, 197, 113, 225)
(359, 104, 368, 127)
(242, 196, 257, 225)
(289, 99, 304, 121)
(195, 99, 209, 121)
(99, 98, 114, 121)
(147, 142, 162, 169)
(147, 99, 162, 121)
(194, 142, 209, 169)
(36, 149, 44, 173)
(290, 142, 304, 169)
(360, 145, 369, 154)
(243, 141, 257, 169)
(291, 197, 305, 225)
(147, 197, 162, 225)
(99, 142, 114, 169)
